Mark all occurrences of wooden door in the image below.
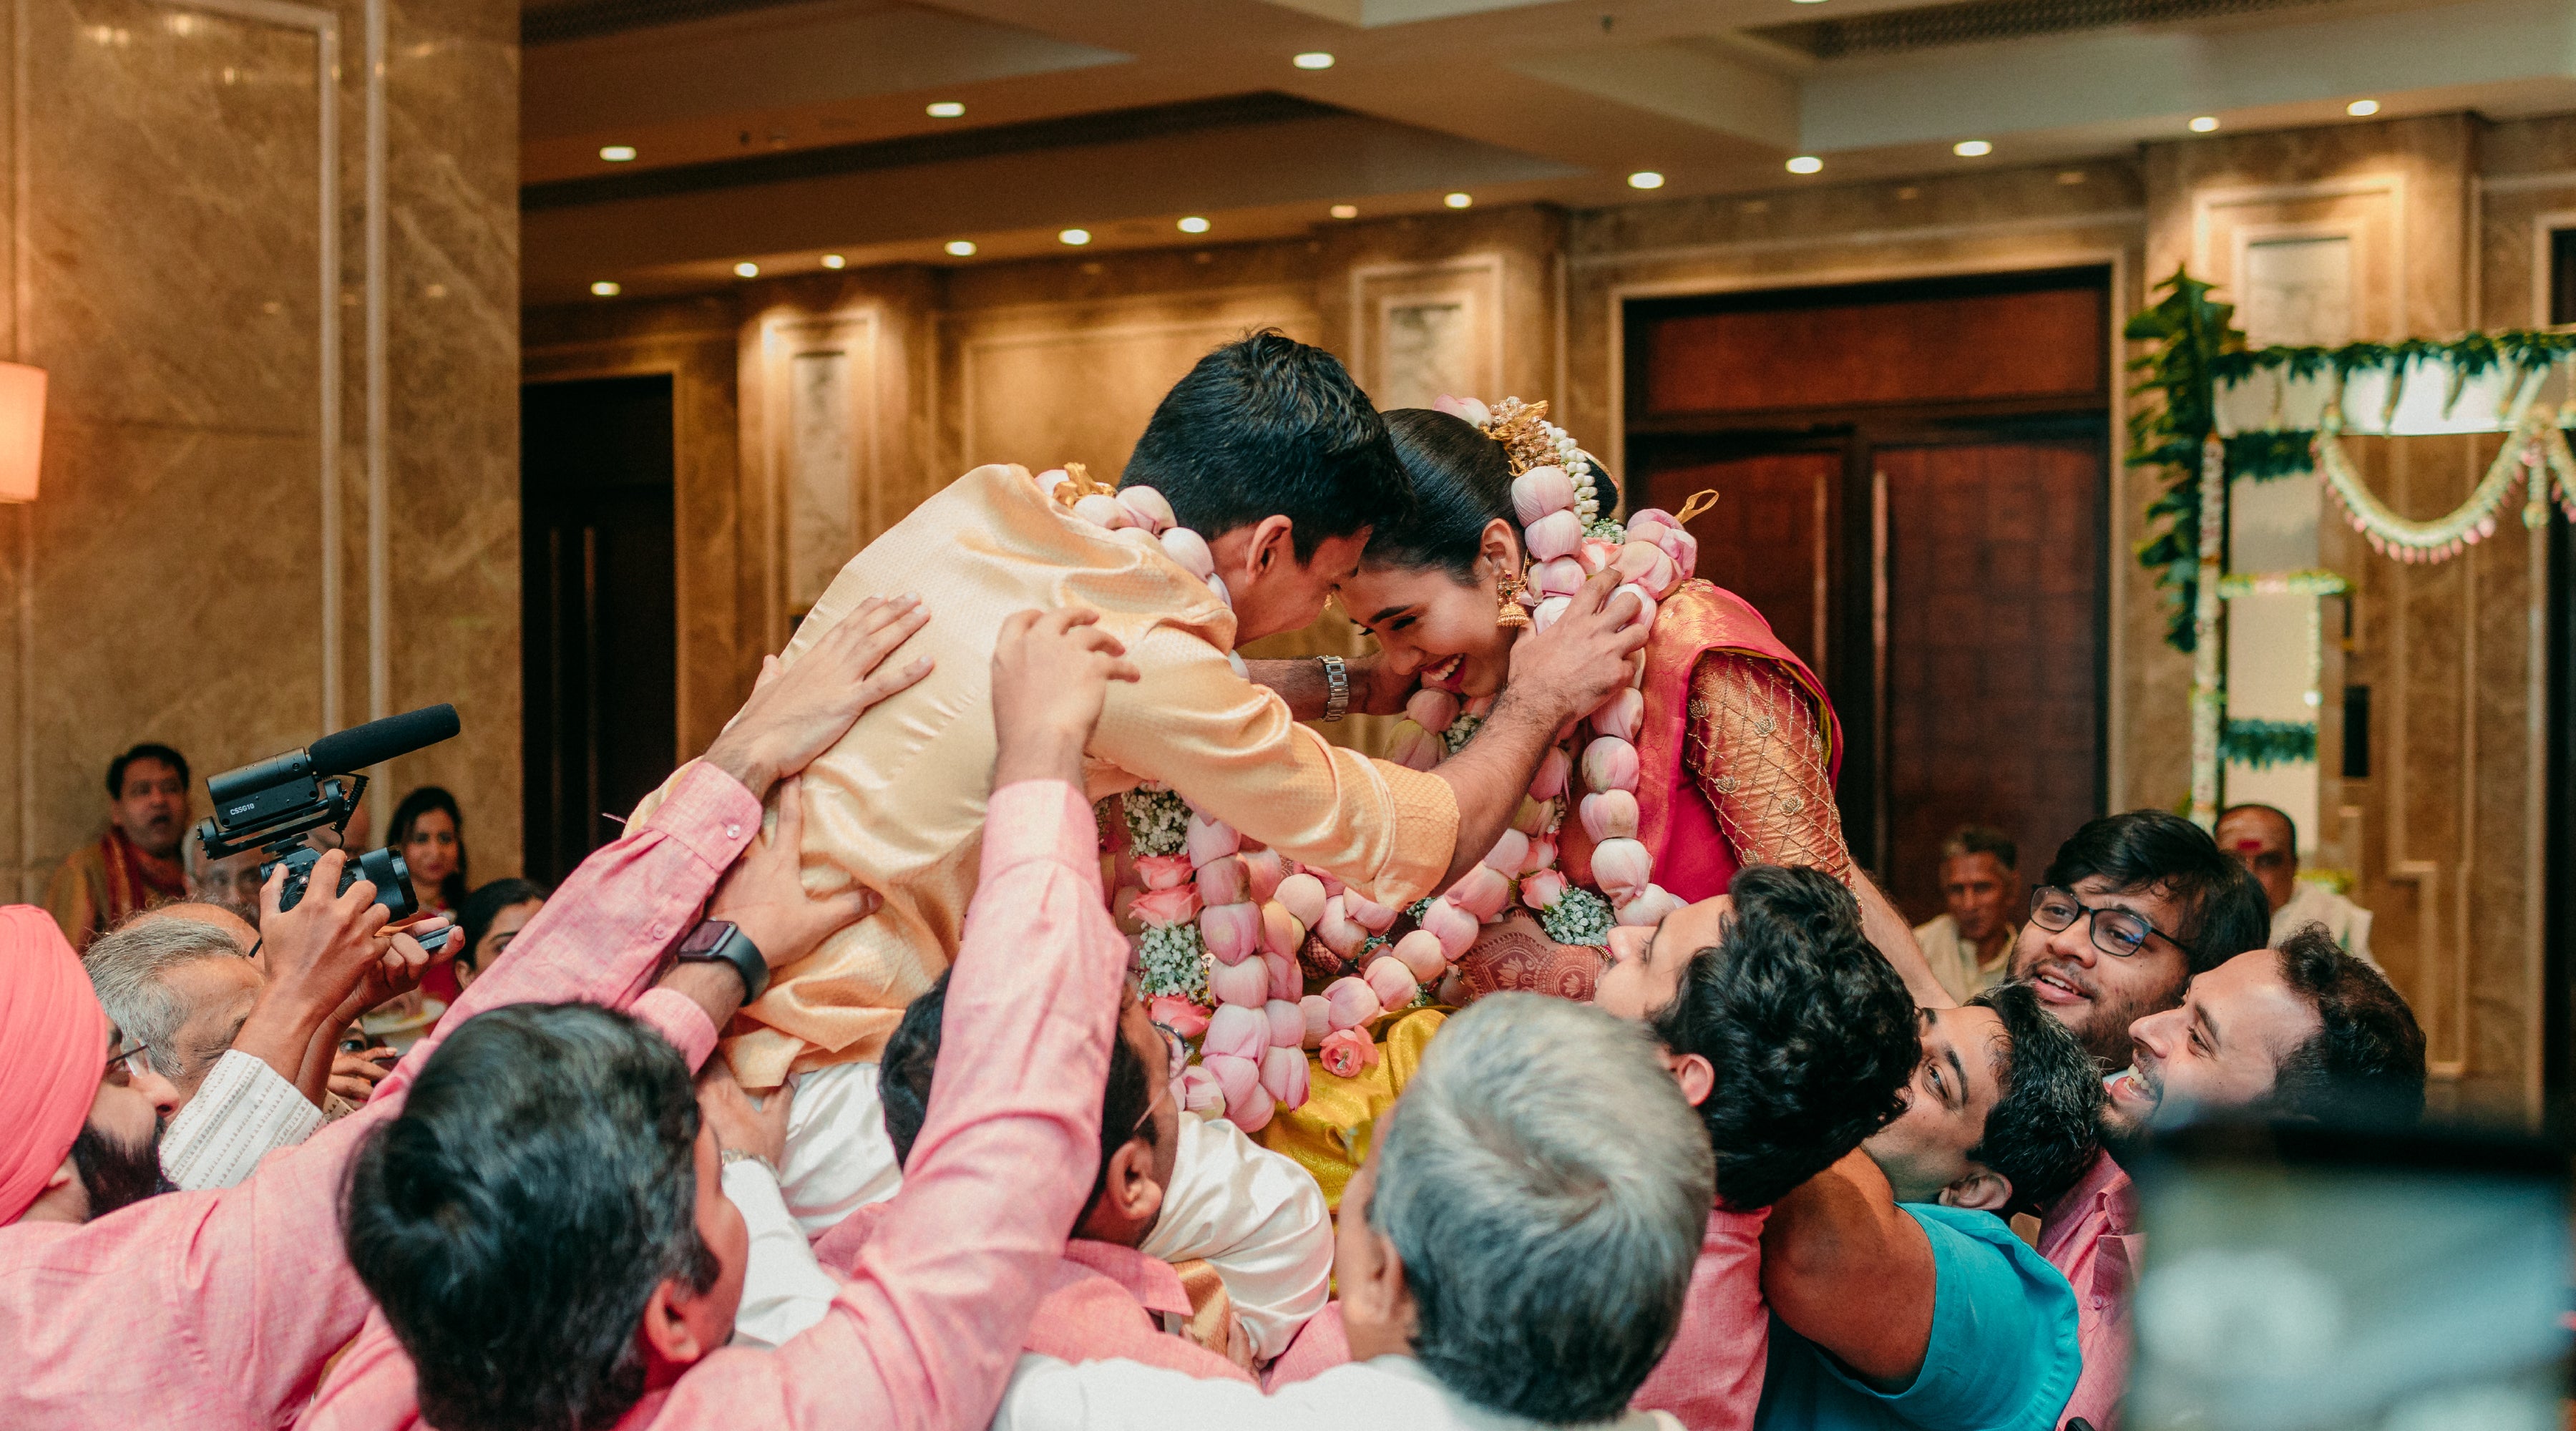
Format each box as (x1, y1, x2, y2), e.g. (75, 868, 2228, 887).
(520, 375, 679, 886)
(1878, 441, 2103, 922)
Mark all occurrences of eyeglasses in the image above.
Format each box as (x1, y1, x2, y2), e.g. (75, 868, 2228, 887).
(102, 1031, 153, 1086)
(2028, 886, 2195, 960)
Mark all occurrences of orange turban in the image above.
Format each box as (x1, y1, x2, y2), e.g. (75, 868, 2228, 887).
(0, 905, 107, 1222)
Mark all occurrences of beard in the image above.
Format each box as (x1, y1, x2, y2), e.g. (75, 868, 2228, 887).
(69, 1119, 174, 1218)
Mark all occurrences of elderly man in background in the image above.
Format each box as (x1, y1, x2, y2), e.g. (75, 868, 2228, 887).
(995, 994, 1715, 1431)
(184, 829, 270, 929)
(85, 907, 424, 1190)
(1913, 826, 2021, 1002)
(47, 742, 192, 950)
(2214, 803, 2373, 966)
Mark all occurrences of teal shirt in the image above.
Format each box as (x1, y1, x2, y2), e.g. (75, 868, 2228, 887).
(1753, 1203, 2082, 1431)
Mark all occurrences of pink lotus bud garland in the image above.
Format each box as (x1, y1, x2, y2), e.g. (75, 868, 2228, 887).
(1043, 468, 1311, 1132)
(1375, 399, 1706, 953)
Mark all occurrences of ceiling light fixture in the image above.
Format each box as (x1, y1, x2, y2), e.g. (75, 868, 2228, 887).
(945, 240, 977, 257)
(1058, 228, 1091, 245)
(2189, 115, 2220, 132)
(925, 101, 965, 118)
(590, 280, 620, 296)
(1627, 170, 1665, 190)
(1953, 139, 1991, 157)
(1293, 51, 1333, 69)
(1785, 155, 1823, 174)
(820, 254, 846, 269)
(2346, 98, 2380, 116)
(1444, 192, 1472, 208)
(1177, 215, 1211, 233)
(733, 261, 758, 278)
(1330, 203, 1358, 219)
(598, 145, 636, 162)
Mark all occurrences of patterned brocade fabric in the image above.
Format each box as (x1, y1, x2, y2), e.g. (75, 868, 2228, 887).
(1684, 651, 1853, 882)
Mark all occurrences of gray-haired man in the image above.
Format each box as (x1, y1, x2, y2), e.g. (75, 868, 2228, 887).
(994, 992, 1713, 1431)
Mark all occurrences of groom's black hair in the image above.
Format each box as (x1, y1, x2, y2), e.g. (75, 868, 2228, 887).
(1121, 329, 1410, 562)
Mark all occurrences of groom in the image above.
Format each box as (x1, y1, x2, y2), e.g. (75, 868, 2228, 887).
(709, 331, 1643, 1090)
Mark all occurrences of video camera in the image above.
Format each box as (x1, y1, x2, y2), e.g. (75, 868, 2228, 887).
(193, 703, 462, 954)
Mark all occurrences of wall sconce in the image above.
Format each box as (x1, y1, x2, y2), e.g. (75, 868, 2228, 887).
(0, 362, 44, 502)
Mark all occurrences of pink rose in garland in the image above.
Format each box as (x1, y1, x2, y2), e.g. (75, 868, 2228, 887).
(1148, 997, 1210, 1041)
(1317, 1028, 1381, 1080)
(1133, 854, 1196, 891)
(1130, 884, 1201, 928)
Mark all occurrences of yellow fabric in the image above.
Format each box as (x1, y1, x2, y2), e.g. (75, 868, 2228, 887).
(1253, 1007, 1448, 1215)
(654, 464, 1460, 1088)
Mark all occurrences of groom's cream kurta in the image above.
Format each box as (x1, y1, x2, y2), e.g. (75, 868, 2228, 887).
(673, 464, 1458, 1088)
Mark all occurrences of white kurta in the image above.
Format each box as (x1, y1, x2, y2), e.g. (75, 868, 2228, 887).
(767, 1059, 1333, 1361)
(994, 1352, 1686, 1431)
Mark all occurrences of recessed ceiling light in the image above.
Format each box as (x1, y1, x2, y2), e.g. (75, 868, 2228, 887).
(1785, 155, 1823, 174)
(1627, 170, 1666, 190)
(819, 254, 846, 270)
(589, 280, 620, 297)
(1294, 51, 1334, 69)
(1953, 139, 1992, 157)
(1444, 192, 1473, 208)
(1791, 0, 1827, 6)
(1177, 215, 1211, 234)
(945, 240, 977, 257)
(2189, 115, 2220, 132)
(598, 145, 636, 162)
(925, 101, 965, 118)
(1330, 203, 1358, 219)
(2346, 98, 2379, 116)
(733, 261, 758, 278)
(1058, 228, 1091, 245)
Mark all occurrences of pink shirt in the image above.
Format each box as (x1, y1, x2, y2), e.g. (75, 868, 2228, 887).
(303, 778, 1123, 1431)
(1631, 1207, 1770, 1431)
(2036, 1148, 2137, 1431)
(0, 761, 760, 1431)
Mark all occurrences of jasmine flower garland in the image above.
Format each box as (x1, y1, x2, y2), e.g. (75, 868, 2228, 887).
(1439, 713, 1484, 756)
(1135, 920, 1210, 1002)
(1538, 886, 1614, 947)
(1122, 785, 1191, 858)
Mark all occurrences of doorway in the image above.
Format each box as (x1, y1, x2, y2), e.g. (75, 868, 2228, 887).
(520, 374, 679, 886)
(1624, 268, 2112, 922)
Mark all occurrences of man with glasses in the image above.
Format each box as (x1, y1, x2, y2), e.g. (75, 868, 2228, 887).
(2006, 811, 2270, 1070)
(1992, 811, 2268, 1431)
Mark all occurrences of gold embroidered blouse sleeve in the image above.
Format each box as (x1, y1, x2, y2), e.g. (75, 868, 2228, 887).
(1684, 650, 1854, 881)
(1088, 620, 1459, 909)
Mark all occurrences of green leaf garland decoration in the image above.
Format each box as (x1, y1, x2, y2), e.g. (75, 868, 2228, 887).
(2220, 718, 2318, 769)
(2125, 269, 2245, 653)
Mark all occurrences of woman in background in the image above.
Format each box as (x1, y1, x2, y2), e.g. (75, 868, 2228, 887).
(388, 786, 469, 1002)
(454, 876, 546, 990)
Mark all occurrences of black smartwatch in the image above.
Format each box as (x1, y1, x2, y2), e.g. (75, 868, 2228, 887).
(674, 919, 769, 1004)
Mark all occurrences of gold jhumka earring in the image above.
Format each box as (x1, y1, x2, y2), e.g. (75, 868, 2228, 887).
(1494, 568, 1532, 628)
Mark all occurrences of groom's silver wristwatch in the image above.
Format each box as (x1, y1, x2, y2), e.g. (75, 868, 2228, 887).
(1319, 655, 1350, 723)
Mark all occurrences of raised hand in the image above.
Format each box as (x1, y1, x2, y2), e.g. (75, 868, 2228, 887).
(705, 593, 935, 798)
(990, 607, 1142, 790)
(1501, 570, 1649, 729)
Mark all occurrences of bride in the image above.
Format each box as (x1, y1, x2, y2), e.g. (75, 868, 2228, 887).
(1333, 397, 1916, 1001)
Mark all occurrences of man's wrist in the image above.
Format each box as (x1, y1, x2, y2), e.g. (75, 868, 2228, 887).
(701, 736, 779, 801)
(994, 725, 1088, 791)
